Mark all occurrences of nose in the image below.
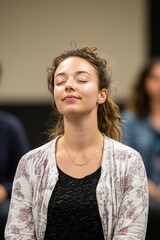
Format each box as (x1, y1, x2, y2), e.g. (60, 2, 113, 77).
(65, 78, 75, 91)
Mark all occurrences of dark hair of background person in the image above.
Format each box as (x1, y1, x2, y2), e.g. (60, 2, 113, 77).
(126, 58, 160, 119)
(47, 46, 122, 141)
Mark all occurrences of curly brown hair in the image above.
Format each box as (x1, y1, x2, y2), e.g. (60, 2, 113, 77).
(47, 46, 122, 141)
(128, 58, 160, 119)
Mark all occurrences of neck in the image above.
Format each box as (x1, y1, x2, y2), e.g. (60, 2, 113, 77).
(62, 114, 103, 151)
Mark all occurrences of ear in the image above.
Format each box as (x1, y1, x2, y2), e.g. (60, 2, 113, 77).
(97, 88, 108, 104)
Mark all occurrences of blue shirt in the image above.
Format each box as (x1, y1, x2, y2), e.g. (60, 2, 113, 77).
(122, 110, 160, 185)
(0, 110, 30, 197)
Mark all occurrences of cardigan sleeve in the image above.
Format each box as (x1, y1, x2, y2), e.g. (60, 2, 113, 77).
(4, 155, 36, 240)
(113, 151, 149, 240)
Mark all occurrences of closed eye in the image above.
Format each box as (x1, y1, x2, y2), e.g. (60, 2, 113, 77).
(77, 79, 88, 83)
(55, 77, 67, 86)
(56, 81, 66, 86)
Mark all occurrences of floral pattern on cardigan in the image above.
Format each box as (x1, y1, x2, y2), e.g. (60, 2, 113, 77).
(5, 136, 148, 240)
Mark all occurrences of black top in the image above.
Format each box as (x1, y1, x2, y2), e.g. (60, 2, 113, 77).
(44, 165, 104, 240)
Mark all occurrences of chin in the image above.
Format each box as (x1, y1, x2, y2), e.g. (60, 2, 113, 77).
(64, 111, 80, 116)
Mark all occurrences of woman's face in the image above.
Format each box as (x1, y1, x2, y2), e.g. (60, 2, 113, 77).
(145, 63, 160, 102)
(53, 56, 107, 117)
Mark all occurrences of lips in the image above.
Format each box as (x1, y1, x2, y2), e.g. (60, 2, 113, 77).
(63, 95, 80, 101)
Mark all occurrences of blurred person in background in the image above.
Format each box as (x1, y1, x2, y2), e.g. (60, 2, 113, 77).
(5, 47, 148, 240)
(0, 63, 30, 239)
(122, 58, 160, 240)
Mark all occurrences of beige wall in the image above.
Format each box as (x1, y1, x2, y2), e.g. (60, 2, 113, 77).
(0, 0, 148, 104)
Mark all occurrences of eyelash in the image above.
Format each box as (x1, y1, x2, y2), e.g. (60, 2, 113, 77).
(77, 79, 88, 83)
(56, 79, 88, 86)
(56, 81, 66, 85)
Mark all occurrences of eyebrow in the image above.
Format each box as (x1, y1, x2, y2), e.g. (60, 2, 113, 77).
(55, 71, 91, 78)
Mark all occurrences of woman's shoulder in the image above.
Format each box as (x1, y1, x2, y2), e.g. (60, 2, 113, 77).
(104, 137, 145, 175)
(105, 136, 142, 160)
(21, 138, 56, 163)
(14, 139, 57, 181)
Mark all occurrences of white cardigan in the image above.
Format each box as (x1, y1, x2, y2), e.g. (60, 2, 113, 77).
(5, 136, 148, 240)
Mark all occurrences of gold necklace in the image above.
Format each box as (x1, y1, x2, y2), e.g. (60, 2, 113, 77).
(63, 141, 103, 167)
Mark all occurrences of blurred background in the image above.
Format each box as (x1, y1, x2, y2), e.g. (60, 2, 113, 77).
(1, 1, 160, 239)
(0, 0, 159, 148)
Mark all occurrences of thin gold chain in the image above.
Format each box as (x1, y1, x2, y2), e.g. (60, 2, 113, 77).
(63, 141, 103, 167)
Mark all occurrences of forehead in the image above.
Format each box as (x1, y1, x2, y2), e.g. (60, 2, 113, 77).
(55, 56, 97, 75)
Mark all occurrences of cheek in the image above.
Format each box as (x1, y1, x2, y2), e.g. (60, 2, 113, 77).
(53, 89, 62, 109)
(83, 83, 99, 95)
(83, 86, 99, 105)
(86, 86, 99, 103)
(54, 87, 62, 100)
(53, 89, 63, 112)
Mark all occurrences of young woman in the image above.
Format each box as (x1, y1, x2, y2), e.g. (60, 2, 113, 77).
(5, 47, 148, 240)
(122, 58, 160, 239)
